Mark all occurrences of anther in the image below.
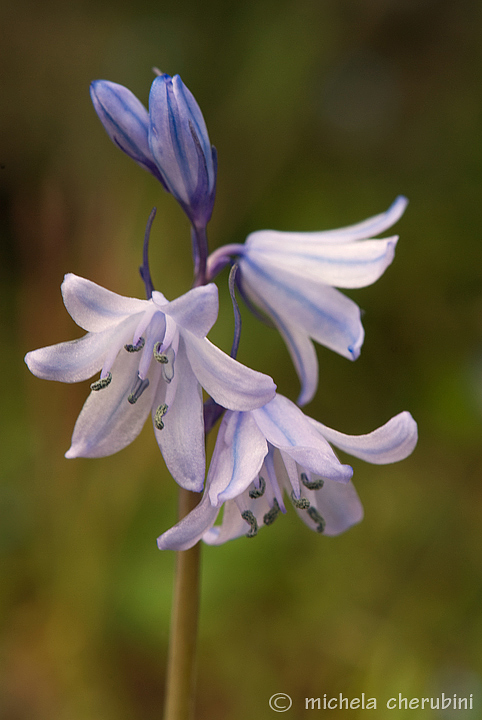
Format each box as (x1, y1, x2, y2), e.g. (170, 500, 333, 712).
(125, 337, 145, 353)
(90, 372, 112, 391)
(300, 472, 325, 491)
(154, 344, 175, 383)
(153, 342, 168, 363)
(128, 375, 150, 404)
(154, 403, 168, 430)
(263, 498, 280, 526)
(249, 476, 266, 499)
(241, 510, 258, 538)
(307, 506, 326, 533)
(291, 491, 310, 509)
(162, 347, 175, 383)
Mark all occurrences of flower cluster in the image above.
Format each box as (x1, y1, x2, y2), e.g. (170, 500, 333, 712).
(26, 71, 417, 549)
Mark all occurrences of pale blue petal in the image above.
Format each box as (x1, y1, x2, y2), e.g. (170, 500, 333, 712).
(157, 491, 218, 551)
(157, 283, 218, 338)
(62, 274, 147, 332)
(204, 474, 281, 544)
(238, 272, 319, 405)
(245, 196, 408, 247)
(311, 411, 418, 464)
(238, 261, 363, 404)
(152, 337, 205, 492)
(202, 499, 252, 545)
(182, 333, 276, 411)
(294, 479, 364, 536)
(239, 256, 364, 360)
(90, 80, 164, 182)
(252, 395, 353, 482)
(243, 236, 398, 289)
(208, 411, 268, 505)
(65, 346, 159, 458)
(277, 450, 300, 497)
(279, 323, 319, 407)
(24, 318, 135, 383)
(313, 196, 408, 243)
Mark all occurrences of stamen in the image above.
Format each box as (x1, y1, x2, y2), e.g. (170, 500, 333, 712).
(307, 506, 326, 533)
(291, 491, 310, 509)
(154, 403, 169, 430)
(241, 510, 258, 538)
(249, 476, 266, 499)
(90, 372, 112, 391)
(300, 472, 325, 491)
(162, 347, 175, 383)
(263, 498, 281, 526)
(125, 337, 145, 353)
(128, 375, 150, 404)
(154, 343, 176, 383)
(153, 341, 168, 363)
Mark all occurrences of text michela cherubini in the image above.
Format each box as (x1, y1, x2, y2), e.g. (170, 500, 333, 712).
(305, 693, 474, 711)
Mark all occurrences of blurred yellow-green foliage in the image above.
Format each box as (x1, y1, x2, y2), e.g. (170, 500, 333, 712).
(2, 0, 482, 718)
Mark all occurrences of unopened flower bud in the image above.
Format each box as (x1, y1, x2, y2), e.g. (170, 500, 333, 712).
(90, 80, 167, 187)
(148, 73, 217, 228)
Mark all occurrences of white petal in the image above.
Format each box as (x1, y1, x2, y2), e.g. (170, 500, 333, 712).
(62, 274, 147, 332)
(208, 411, 268, 505)
(65, 347, 158, 458)
(239, 257, 364, 361)
(182, 333, 276, 411)
(316, 196, 408, 243)
(157, 491, 218, 551)
(157, 284, 218, 338)
(311, 411, 418, 465)
(152, 337, 206, 492)
(202, 499, 252, 545)
(252, 395, 353, 482)
(24, 321, 129, 383)
(277, 450, 300, 497)
(205, 468, 286, 544)
(244, 236, 398, 290)
(294, 479, 364, 536)
(245, 196, 408, 247)
(278, 323, 319, 407)
(264, 299, 320, 406)
(205, 473, 283, 544)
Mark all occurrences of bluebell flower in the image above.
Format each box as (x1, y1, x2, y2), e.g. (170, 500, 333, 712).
(157, 394, 418, 549)
(25, 274, 276, 492)
(90, 74, 217, 229)
(207, 196, 408, 405)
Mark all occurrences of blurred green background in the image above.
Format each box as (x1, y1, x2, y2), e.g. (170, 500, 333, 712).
(2, 0, 482, 717)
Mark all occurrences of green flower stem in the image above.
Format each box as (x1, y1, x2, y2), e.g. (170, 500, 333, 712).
(163, 487, 202, 720)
